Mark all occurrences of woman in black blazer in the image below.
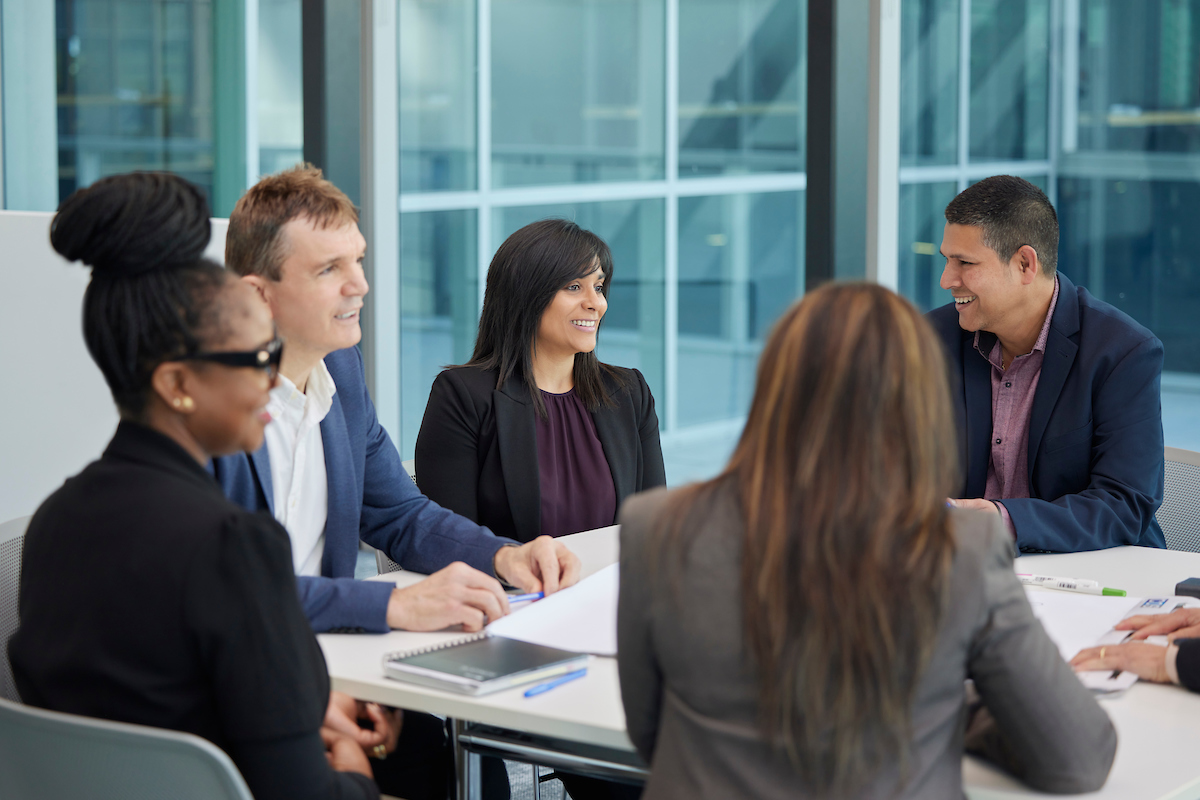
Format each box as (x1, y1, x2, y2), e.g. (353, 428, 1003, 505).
(9, 174, 382, 800)
(416, 218, 666, 543)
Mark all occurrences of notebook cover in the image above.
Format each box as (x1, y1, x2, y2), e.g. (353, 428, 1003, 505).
(384, 636, 589, 695)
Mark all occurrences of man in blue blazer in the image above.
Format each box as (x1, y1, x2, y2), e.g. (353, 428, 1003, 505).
(213, 165, 580, 635)
(929, 175, 1165, 553)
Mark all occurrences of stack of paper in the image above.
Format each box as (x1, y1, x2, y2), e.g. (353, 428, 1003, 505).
(488, 563, 619, 656)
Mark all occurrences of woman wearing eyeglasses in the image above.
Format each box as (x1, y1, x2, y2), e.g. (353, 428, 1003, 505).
(10, 173, 380, 800)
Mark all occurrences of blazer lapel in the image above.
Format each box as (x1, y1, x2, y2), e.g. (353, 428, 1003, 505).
(962, 331, 994, 497)
(495, 376, 541, 539)
(249, 444, 275, 515)
(591, 392, 630, 505)
(319, 396, 359, 578)
(1028, 275, 1080, 481)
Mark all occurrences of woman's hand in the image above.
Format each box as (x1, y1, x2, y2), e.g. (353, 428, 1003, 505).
(1070, 642, 1171, 683)
(324, 691, 403, 755)
(1116, 608, 1200, 642)
(321, 727, 374, 778)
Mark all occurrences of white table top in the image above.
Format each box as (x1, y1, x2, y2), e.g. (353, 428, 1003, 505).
(319, 531, 1200, 798)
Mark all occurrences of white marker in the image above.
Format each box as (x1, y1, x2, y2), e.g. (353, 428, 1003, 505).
(1017, 573, 1126, 597)
(1017, 573, 1100, 590)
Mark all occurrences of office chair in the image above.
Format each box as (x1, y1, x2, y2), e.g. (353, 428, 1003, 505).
(1161, 447, 1200, 553)
(0, 516, 30, 702)
(374, 460, 417, 575)
(0, 696, 253, 800)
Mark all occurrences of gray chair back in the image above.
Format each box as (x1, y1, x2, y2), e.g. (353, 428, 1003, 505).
(1161, 447, 1200, 553)
(0, 696, 253, 800)
(1, 516, 31, 702)
(376, 461, 417, 575)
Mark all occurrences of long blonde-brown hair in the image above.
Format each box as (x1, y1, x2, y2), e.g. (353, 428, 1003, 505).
(660, 282, 959, 795)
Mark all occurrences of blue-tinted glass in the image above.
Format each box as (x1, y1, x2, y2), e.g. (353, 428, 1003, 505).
(897, 182, 957, 313)
(900, 0, 958, 167)
(258, 0, 303, 175)
(56, 0, 215, 202)
(398, 209, 479, 458)
(400, 0, 476, 192)
(492, 200, 666, 404)
(678, 0, 805, 177)
(677, 191, 804, 425)
(970, 0, 1049, 161)
(1072, 0, 1200, 154)
(491, 0, 665, 188)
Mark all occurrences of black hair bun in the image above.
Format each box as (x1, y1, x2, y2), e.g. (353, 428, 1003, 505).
(50, 172, 212, 278)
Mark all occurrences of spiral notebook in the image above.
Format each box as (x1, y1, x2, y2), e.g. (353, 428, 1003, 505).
(382, 632, 590, 696)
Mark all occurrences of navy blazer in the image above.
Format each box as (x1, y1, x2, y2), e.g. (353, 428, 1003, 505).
(213, 347, 516, 633)
(928, 272, 1165, 553)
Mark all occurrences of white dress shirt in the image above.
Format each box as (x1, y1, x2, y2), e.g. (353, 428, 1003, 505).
(264, 360, 336, 576)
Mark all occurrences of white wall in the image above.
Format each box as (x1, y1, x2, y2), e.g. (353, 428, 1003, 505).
(0, 212, 229, 523)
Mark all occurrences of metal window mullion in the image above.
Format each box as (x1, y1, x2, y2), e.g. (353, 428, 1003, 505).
(664, 0, 679, 433)
(476, 0, 492, 314)
(957, 0, 972, 192)
(1046, 0, 1063, 207)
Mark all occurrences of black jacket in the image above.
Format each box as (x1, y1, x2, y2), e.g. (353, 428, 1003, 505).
(415, 365, 666, 542)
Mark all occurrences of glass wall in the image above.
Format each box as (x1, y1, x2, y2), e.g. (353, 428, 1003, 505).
(898, 0, 1200, 449)
(4, 1, 301, 214)
(395, 0, 808, 478)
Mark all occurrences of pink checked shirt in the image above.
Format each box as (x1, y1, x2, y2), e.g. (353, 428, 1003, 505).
(976, 277, 1060, 535)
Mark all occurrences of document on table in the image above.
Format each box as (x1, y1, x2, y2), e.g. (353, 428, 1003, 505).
(1025, 589, 1200, 694)
(487, 563, 619, 656)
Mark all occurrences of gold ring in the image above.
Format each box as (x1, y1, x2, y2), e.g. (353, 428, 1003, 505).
(372, 744, 387, 759)
(1100, 647, 1107, 660)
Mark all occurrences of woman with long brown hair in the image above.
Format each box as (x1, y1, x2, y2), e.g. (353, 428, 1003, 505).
(616, 283, 1115, 798)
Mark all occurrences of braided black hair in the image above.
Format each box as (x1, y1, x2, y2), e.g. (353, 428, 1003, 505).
(51, 172, 231, 416)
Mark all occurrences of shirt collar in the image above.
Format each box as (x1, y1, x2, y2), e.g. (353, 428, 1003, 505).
(973, 275, 1060, 363)
(268, 358, 337, 419)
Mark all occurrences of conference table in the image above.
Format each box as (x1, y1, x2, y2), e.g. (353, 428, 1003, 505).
(318, 527, 1200, 800)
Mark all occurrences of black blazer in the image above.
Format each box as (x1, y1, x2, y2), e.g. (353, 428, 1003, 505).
(415, 365, 666, 542)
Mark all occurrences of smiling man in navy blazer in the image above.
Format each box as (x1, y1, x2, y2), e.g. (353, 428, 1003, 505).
(212, 165, 580, 636)
(928, 175, 1165, 553)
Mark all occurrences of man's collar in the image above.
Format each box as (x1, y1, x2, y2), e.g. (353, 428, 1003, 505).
(973, 275, 1060, 363)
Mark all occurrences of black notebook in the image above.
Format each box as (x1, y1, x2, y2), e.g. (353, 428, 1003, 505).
(382, 632, 590, 696)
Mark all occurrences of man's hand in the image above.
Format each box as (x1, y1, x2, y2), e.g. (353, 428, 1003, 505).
(492, 536, 582, 595)
(1116, 608, 1200, 642)
(948, 498, 1002, 515)
(386, 562, 510, 631)
(1070, 642, 1171, 683)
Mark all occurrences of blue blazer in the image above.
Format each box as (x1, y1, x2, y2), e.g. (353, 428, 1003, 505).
(213, 347, 516, 632)
(928, 273, 1165, 553)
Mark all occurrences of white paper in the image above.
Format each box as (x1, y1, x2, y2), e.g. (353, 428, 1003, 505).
(1023, 587, 1140, 662)
(487, 564, 619, 656)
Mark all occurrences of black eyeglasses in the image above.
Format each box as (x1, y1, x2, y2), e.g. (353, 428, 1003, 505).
(187, 336, 284, 379)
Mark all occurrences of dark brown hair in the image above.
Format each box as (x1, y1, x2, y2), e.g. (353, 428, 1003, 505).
(944, 175, 1058, 276)
(658, 283, 958, 795)
(464, 218, 624, 417)
(225, 163, 359, 280)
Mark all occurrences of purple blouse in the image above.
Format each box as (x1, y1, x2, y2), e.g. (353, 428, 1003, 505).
(534, 389, 618, 537)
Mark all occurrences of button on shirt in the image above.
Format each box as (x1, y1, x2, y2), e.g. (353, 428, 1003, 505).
(978, 277, 1060, 534)
(264, 361, 335, 576)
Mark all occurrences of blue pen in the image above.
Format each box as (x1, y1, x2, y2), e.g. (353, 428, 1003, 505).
(509, 592, 544, 604)
(524, 669, 587, 697)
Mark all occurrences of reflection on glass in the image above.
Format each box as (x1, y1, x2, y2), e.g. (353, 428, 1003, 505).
(259, 0, 303, 175)
(678, 0, 805, 177)
(970, 0, 1049, 161)
(677, 191, 803, 425)
(1059, 177, 1200, 373)
(490, 0, 665, 188)
(56, 0, 215, 202)
(399, 209, 478, 457)
(900, 0, 958, 167)
(400, 0, 476, 192)
(492, 200, 666, 403)
(1072, 0, 1200, 154)
(897, 182, 956, 312)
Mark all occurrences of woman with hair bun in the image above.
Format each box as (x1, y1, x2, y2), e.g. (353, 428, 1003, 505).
(10, 173, 381, 800)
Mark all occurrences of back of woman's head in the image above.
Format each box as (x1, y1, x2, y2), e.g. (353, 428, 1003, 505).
(672, 282, 958, 794)
(469, 218, 617, 413)
(51, 172, 229, 417)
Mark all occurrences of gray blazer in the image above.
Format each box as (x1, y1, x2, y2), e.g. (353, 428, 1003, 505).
(617, 484, 1117, 799)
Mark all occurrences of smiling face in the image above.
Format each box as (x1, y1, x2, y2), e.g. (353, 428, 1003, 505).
(183, 280, 278, 456)
(939, 222, 1028, 335)
(535, 263, 608, 362)
(253, 216, 368, 369)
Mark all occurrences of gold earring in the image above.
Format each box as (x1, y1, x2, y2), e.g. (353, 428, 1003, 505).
(181, 397, 195, 411)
